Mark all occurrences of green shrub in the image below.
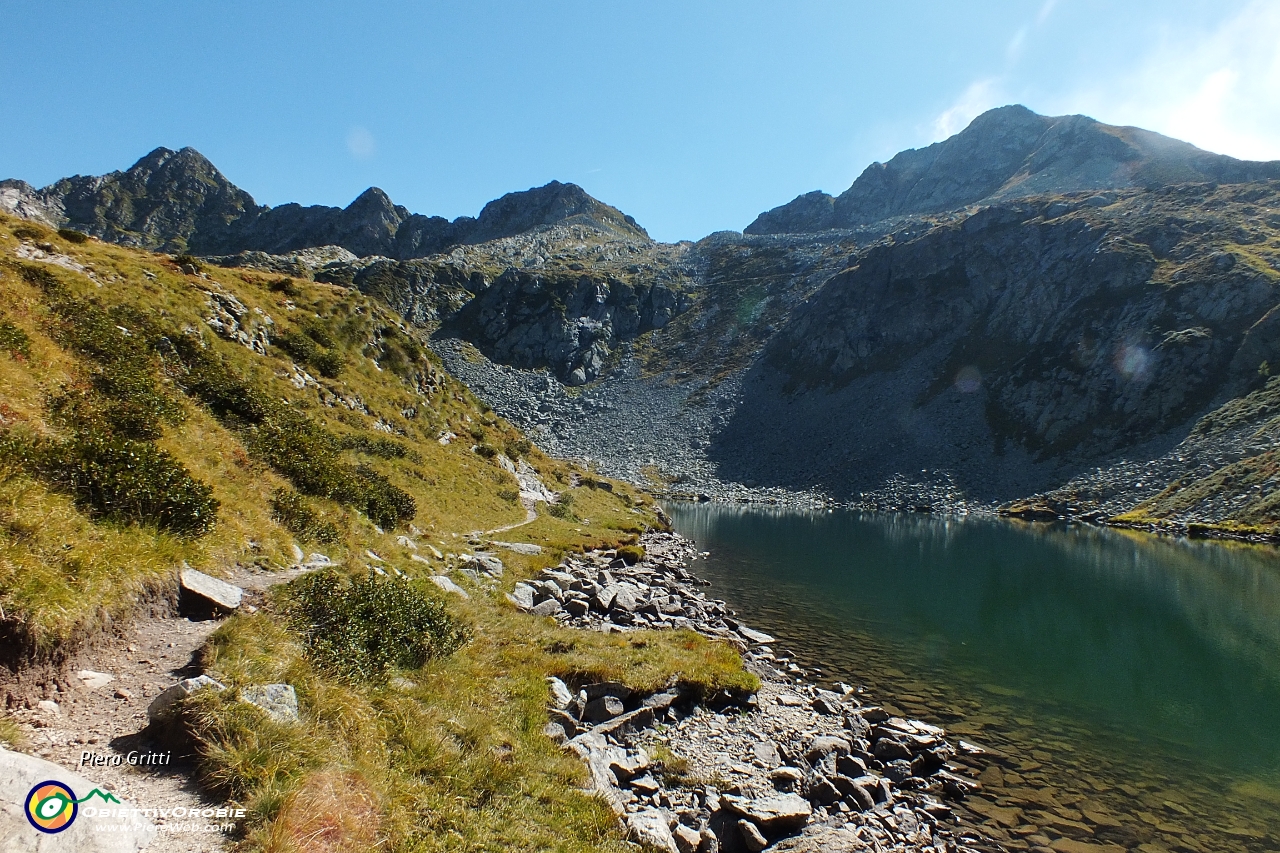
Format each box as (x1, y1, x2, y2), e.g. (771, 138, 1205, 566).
(28, 432, 218, 535)
(504, 438, 532, 459)
(172, 339, 273, 426)
(474, 443, 497, 459)
(497, 488, 519, 504)
(337, 434, 409, 459)
(12, 225, 48, 241)
(249, 413, 416, 529)
(57, 229, 89, 244)
(284, 571, 468, 684)
(267, 277, 297, 296)
(270, 488, 339, 544)
(547, 492, 574, 520)
(274, 329, 343, 379)
(0, 317, 30, 358)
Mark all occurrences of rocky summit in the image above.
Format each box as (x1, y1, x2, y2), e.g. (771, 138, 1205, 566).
(6, 104, 1280, 537)
(0, 150, 645, 257)
(745, 104, 1280, 235)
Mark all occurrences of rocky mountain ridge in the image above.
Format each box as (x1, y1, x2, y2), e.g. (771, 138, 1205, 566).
(8, 106, 1280, 534)
(0, 147, 646, 257)
(747, 104, 1280, 235)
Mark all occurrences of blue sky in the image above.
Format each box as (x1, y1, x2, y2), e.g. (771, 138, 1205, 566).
(3, 1, 1278, 242)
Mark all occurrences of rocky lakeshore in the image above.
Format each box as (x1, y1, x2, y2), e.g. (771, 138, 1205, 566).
(511, 532, 1012, 853)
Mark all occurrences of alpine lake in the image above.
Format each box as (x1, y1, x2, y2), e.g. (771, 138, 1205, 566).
(665, 503, 1280, 852)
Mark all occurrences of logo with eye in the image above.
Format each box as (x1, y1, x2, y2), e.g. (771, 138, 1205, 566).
(25, 781, 78, 833)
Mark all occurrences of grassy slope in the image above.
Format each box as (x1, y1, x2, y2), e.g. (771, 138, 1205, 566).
(0, 214, 754, 852)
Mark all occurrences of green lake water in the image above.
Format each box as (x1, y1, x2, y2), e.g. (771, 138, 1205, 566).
(665, 503, 1280, 852)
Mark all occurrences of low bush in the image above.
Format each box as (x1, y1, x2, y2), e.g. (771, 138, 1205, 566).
(475, 442, 498, 459)
(337, 433, 409, 459)
(11, 224, 49, 241)
(0, 317, 30, 358)
(57, 229, 89, 244)
(284, 570, 468, 684)
(173, 254, 204, 273)
(548, 492, 575, 520)
(497, 487, 519, 504)
(274, 328, 343, 379)
(267, 277, 297, 296)
(269, 488, 339, 544)
(504, 438, 532, 459)
(23, 432, 218, 536)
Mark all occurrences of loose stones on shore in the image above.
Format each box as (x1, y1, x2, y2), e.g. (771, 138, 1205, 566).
(533, 532, 996, 853)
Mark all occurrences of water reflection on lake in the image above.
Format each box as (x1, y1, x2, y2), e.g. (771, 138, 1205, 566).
(666, 503, 1280, 851)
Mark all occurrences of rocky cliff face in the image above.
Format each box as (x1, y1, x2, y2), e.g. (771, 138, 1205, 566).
(0, 150, 645, 257)
(747, 105, 1280, 235)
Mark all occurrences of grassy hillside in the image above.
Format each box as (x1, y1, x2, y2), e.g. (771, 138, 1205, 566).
(0, 213, 753, 851)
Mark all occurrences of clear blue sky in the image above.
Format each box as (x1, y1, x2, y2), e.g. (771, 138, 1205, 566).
(3, 1, 1277, 242)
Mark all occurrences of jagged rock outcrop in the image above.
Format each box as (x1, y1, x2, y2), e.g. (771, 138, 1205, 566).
(747, 105, 1280, 234)
(448, 266, 689, 384)
(0, 151, 646, 258)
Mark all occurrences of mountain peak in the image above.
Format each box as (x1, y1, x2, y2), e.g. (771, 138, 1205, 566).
(468, 180, 648, 244)
(746, 105, 1280, 234)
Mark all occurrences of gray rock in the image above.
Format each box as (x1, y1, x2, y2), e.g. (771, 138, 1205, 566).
(769, 766, 803, 789)
(607, 749, 650, 784)
(547, 676, 574, 709)
(490, 541, 543, 555)
(542, 722, 568, 744)
(241, 683, 299, 723)
(673, 822, 702, 853)
(508, 582, 536, 610)
(530, 599, 562, 618)
(588, 706, 654, 738)
(737, 626, 775, 644)
(628, 774, 660, 796)
(0, 745, 157, 852)
(147, 674, 226, 725)
(429, 575, 470, 599)
(738, 819, 768, 852)
(610, 586, 639, 612)
(720, 793, 812, 832)
(699, 827, 721, 853)
(76, 670, 114, 691)
(36, 700, 59, 717)
(547, 708, 578, 738)
(179, 565, 243, 613)
(583, 696, 624, 723)
(564, 598, 589, 617)
(804, 735, 850, 763)
(466, 552, 505, 578)
(751, 740, 781, 767)
(872, 737, 911, 761)
(835, 754, 867, 777)
(628, 808, 678, 853)
(809, 775, 842, 805)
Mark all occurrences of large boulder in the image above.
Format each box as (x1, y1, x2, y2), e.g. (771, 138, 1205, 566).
(179, 566, 242, 617)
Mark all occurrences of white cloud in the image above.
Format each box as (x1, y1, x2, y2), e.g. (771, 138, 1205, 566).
(346, 126, 376, 160)
(1055, 1, 1280, 160)
(932, 78, 1006, 140)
